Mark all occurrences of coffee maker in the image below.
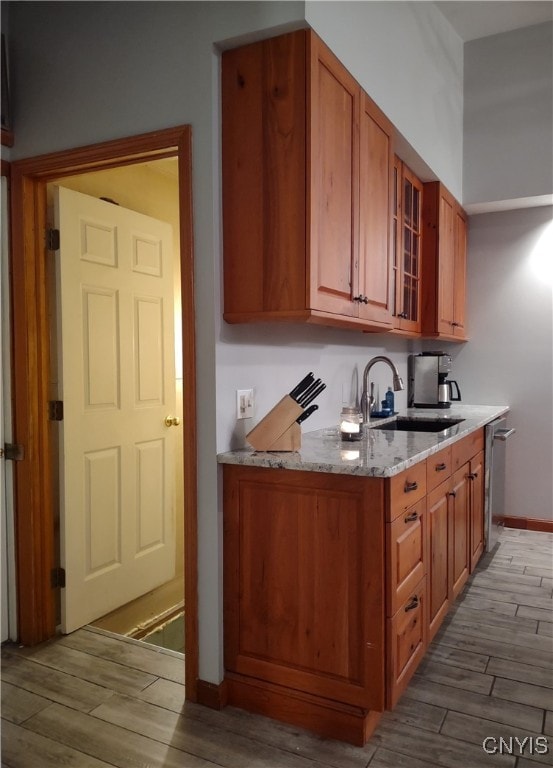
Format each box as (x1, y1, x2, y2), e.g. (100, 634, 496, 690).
(408, 353, 461, 408)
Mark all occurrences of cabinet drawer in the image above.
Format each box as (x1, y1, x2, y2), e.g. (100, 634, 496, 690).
(452, 429, 484, 470)
(388, 461, 426, 521)
(387, 498, 427, 616)
(427, 446, 452, 492)
(387, 575, 427, 709)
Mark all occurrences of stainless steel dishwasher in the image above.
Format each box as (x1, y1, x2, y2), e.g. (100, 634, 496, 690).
(484, 416, 516, 551)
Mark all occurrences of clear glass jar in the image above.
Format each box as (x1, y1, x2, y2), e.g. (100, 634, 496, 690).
(340, 406, 363, 441)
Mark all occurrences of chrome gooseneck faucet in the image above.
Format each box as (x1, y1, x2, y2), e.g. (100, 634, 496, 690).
(360, 356, 404, 423)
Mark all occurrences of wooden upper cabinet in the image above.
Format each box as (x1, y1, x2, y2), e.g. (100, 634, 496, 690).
(421, 182, 468, 340)
(392, 158, 423, 334)
(222, 29, 394, 332)
(308, 33, 360, 317)
(357, 94, 394, 326)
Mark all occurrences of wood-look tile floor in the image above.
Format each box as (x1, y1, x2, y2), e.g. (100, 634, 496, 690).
(2, 528, 552, 768)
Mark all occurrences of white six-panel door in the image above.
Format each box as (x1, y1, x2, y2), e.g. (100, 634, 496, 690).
(54, 186, 177, 633)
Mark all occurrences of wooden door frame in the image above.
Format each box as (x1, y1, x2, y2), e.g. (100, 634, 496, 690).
(9, 125, 199, 700)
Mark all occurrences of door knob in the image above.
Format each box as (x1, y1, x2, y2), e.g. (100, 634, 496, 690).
(164, 415, 181, 427)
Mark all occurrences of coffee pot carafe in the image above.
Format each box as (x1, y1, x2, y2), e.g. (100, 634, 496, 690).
(438, 379, 461, 407)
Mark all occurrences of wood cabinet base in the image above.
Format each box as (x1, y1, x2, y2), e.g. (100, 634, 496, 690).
(226, 673, 382, 747)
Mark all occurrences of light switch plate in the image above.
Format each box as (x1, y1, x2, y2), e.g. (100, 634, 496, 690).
(236, 388, 254, 419)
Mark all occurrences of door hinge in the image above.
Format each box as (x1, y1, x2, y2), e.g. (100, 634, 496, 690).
(3, 443, 25, 461)
(51, 567, 66, 589)
(49, 400, 64, 421)
(46, 228, 60, 251)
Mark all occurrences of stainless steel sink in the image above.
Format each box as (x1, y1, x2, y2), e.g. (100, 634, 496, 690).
(372, 417, 465, 433)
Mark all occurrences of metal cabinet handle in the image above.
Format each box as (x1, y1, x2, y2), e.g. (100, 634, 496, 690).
(404, 511, 419, 523)
(404, 481, 418, 493)
(448, 490, 457, 498)
(495, 428, 516, 441)
(451, 321, 460, 327)
(435, 462, 447, 471)
(398, 311, 408, 319)
(467, 472, 478, 479)
(353, 294, 369, 304)
(405, 596, 419, 612)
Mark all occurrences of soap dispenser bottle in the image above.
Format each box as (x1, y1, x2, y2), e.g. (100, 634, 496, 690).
(385, 386, 395, 414)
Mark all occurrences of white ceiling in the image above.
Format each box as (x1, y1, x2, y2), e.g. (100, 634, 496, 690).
(434, 1, 553, 42)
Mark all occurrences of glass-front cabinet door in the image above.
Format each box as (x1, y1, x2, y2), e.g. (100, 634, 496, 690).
(393, 157, 422, 334)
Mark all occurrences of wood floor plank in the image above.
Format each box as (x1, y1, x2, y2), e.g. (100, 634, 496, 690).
(0, 720, 114, 768)
(487, 657, 553, 689)
(467, 586, 553, 612)
(516, 605, 553, 624)
(0, 681, 52, 724)
(450, 605, 539, 633)
(491, 677, 553, 711)
(422, 643, 490, 673)
(137, 677, 186, 712)
(8, 641, 157, 695)
(524, 566, 553, 579)
(537, 622, 553, 637)
(368, 747, 443, 768)
(404, 678, 544, 732)
(545, 711, 553, 737)
(441, 618, 552, 652)
(440, 711, 552, 766)
(378, 696, 446, 733)
(91, 693, 356, 768)
(434, 628, 553, 670)
(470, 571, 543, 589)
(414, 659, 494, 695)
(24, 703, 220, 768)
(457, 594, 518, 617)
(1, 653, 115, 713)
(370, 719, 516, 768)
(59, 627, 185, 684)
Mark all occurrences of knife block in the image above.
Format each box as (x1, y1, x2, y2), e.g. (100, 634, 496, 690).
(246, 395, 302, 451)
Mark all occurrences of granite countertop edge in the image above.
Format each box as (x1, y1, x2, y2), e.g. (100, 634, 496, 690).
(217, 404, 509, 478)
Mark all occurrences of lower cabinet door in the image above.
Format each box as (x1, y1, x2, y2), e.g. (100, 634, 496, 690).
(469, 451, 484, 572)
(427, 479, 450, 642)
(450, 465, 470, 600)
(387, 575, 427, 709)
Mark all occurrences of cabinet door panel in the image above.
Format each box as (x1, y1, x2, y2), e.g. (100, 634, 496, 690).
(453, 209, 467, 336)
(437, 192, 455, 334)
(358, 94, 393, 327)
(451, 466, 470, 600)
(469, 451, 484, 572)
(224, 466, 385, 709)
(427, 480, 449, 642)
(309, 36, 359, 316)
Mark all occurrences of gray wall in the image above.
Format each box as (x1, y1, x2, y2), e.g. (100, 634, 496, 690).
(4, 1, 552, 683)
(447, 206, 553, 521)
(464, 22, 553, 206)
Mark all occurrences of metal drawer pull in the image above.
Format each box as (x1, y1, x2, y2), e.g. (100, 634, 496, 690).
(405, 596, 419, 612)
(404, 511, 419, 523)
(448, 490, 457, 498)
(495, 428, 516, 441)
(467, 472, 478, 479)
(404, 481, 418, 493)
(435, 462, 447, 471)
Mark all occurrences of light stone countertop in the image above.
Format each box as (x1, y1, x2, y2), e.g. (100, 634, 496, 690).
(216, 404, 509, 478)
